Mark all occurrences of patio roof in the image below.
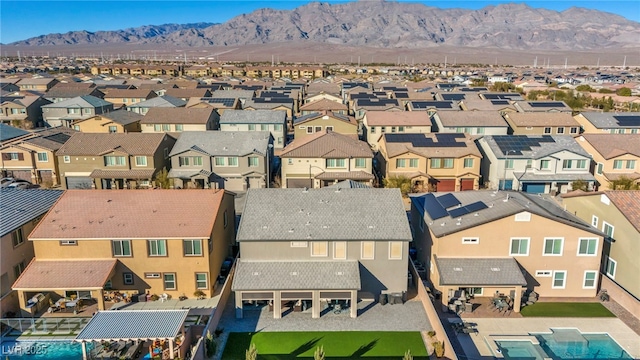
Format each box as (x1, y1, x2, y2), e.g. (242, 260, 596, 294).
(315, 171, 375, 180)
(513, 171, 597, 182)
(435, 257, 527, 286)
(89, 169, 155, 179)
(12, 259, 116, 290)
(75, 310, 188, 342)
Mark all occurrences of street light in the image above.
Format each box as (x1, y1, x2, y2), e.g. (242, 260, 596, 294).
(266, 144, 274, 188)
(502, 150, 516, 190)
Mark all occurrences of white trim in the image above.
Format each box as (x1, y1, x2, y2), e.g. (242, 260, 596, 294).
(552, 270, 567, 289)
(542, 237, 564, 256)
(509, 237, 530, 256)
(310, 241, 328, 257)
(535, 270, 552, 277)
(602, 221, 614, 240)
(361, 241, 375, 260)
(577, 238, 598, 256)
(582, 270, 598, 289)
(462, 237, 479, 244)
(389, 241, 403, 260)
(605, 256, 617, 279)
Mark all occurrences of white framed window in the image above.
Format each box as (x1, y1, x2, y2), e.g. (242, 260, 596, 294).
(602, 221, 614, 240)
(248, 157, 259, 167)
(583, 271, 597, 289)
(334, 242, 346, 259)
(389, 242, 402, 260)
(163, 273, 177, 290)
(462, 237, 479, 244)
(148, 239, 167, 256)
(135, 156, 147, 166)
(591, 215, 598, 227)
(326, 158, 345, 168)
(249, 124, 256, 131)
(543, 127, 552, 134)
(162, 124, 171, 132)
(605, 256, 616, 278)
(195, 273, 208, 289)
(535, 270, 552, 277)
(112, 240, 132, 257)
(570, 127, 578, 134)
(396, 158, 406, 168)
(515, 212, 531, 222)
(306, 126, 313, 134)
(144, 273, 161, 279)
(469, 287, 483, 295)
(261, 124, 269, 131)
(596, 163, 603, 175)
(287, 158, 293, 165)
(543, 238, 564, 256)
(361, 241, 375, 260)
(311, 242, 328, 257)
(104, 155, 126, 166)
(510, 238, 529, 256)
(63, 156, 71, 163)
(540, 159, 550, 170)
(183, 239, 203, 256)
(290, 241, 308, 247)
(409, 158, 419, 168)
(552, 271, 566, 289)
(355, 158, 366, 168)
(227, 157, 238, 167)
(562, 160, 573, 169)
(108, 126, 118, 133)
(626, 160, 636, 170)
(37, 152, 48, 162)
(60, 240, 77, 246)
(578, 238, 598, 256)
(274, 124, 283, 131)
(123, 272, 134, 285)
(214, 157, 225, 166)
(505, 159, 514, 169)
(613, 160, 623, 169)
(463, 158, 473, 168)
(556, 127, 565, 134)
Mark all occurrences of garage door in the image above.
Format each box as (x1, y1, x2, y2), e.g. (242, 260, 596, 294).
(287, 178, 313, 188)
(460, 179, 475, 191)
(436, 179, 456, 192)
(10, 170, 32, 182)
(65, 176, 93, 189)
(523, 183, 546, 194)
(38, 170, 53, 185)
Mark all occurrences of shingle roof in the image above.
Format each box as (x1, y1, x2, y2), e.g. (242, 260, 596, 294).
(83, 109, 143, 126)
(580, 134, 640, 159)
(237, 188, 412, 241)
(220, 109, 286, 124)
(0, 189, 64, 237)
(232, 260, 361, 291)
(76, 310, 188, 341)
(436, 111, 509, 127)
(293, 111, 356, 126)
(243, 99, 293, 111)
(506, 112, 580, 127)
(29, 189, 225, 240)
(0, 124, 29, 142)
(326, 180, 371, 189)
(281, 130, 372, 158)
(41, 95, 112, 109)
(128, 95, 186, 109)
(515, 101, 571, 112)
(435, 257, 527, 286)
(365, 111, 431, 126)
(44, 87, 102, 99)
(18, 127, 77, 151)
(57, 132, 167, 156)
(12, 259, 116, 290)
(604, 190, 640, 233)
(299, 98, 347, 111)
(578, 112, 640, 129)
(481, 135, 591, 159)
(460, 98, 517, 111)
(164, 88, 211, 99)
(382, 133, 481, 158)
(140, 107, 214, 124)
(169, 131, 271, 157)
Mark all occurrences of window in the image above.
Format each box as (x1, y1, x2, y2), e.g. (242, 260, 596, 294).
(68, 108, 80, 114)
(306, 127, 313, 134)
(510, 238, 529, 256)
(391, 127, 396, 133)
(14, 261, 26, 279)
(314, 126, 322, 133)
(570, 127, 578, 134)
(540, 159, 550, 170)
(311, 242, 328, 257)
(361, 241, 375, 260)
(277, 137, 283, 145)
(430, 158, 441, 168)
(477, 127, 485, 134)
(543, 127, 552, 134)
(290, 241, 308, 247)
(602, 222, 614, 240)
(248, 124, 256, 131)
(613, 160, 623, 169)
(145, 273, 161, 279)
(578, 238, 598, 256)
(389, 242, 402, 260)
(583, 271, 597, 289)
(223, 210, 228, 228)
(443, 158, 454, 168)
(108, 126, 117, 133)
(162, 124, 171, 132)
(248, 157, 259, 167)
(104, 156, 125, 166)
(596, 163, 603, 175)
(184, 239, 203, 256)
(261, 124, 269, 131)
(215, 157, 225, 166)
(148, 239, 167, 256)
(409, 158, 419, 168)
(576, 159, 586, 169)
(63, 156, 71, 163)
(326, 158, 345, 168)
(163, 273, 177, 290)
(626, 160, 636, 169)
(463, 158, 473, 168)
(370, 127, 376, 134)
(543, 238, 563, 256)
(505, 159, 514, 169)
(227, 157, 238, 166)
(605, 256, 616, 278)
(11, 229, 24, 247)
(557, 127, 565, 134)
(355, 158, 366, 168)
(60, 240, 77, 246)
(73, 125, 81, 131)
(135, 156, 147, 166)
(591, 215, 598, 228)
(552, 271, 566, 289)
(195, 273, 208, 289)
(398, 126, 405, 132)
(123, 273, 134, 285)
(154, 124, 161, 132)
(175, 124, 183, 132)
(396, 159, 406, 168)
(632, 129, 639, 134)
(112, 240, 132, 257)
(334, 242, 346, 259)
(287, 158, 293, 165)
(562, 160, 574, 169)
(163, 148, 169, 159)
(6, 152, 19, 160)
(274, 124, 283, 131)
(535, 270, 552, 277)
(462, 237, 479, 244)
(37, 152, 48, 162)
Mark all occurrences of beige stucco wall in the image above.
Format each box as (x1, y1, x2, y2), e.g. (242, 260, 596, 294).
(1, 221, 38, 314)
(1, 143, 59, 185)
(281, 156, 373, 188)
(293, 118, 357, 140)
(577, 137, 640, 190)
(74, 117, 140, 133)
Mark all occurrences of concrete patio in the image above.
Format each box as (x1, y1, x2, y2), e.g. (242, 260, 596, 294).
(109, 297, 220, 315)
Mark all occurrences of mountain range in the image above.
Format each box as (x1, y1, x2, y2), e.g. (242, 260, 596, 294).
(9, 1, 640, 50)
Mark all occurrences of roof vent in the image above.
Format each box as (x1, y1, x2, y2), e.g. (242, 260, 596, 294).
(368, 225, 374, 229)
(302, 187, 308, 193)
(288, 229, 294, 233)
(262, 225, 268, 230)
(305, 221, 311, 226)
(440, 222, 446, 226)
(491, 267, 501, 272)
(335, 188, 341, 193)
(489, 203, 494, 208)
(252, 272, 260, 276)
(453, 267, 463, 271)
(290, 271, 298, 276)
(322, 225, 329, 229)
(503, 194, 510, 202)
(336, 271, 344, 276)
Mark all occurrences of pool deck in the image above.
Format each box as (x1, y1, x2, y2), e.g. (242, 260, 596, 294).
(450, 317, 640, 359)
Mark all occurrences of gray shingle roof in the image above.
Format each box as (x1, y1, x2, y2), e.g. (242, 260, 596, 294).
(220, 109, 287, 124)
(169, 131, 271, 157)
(435, 257, 527, 286)
(326, 180, 371, 189)
(42, 95, 112, 109)
(232, 260, 361, 291)
(75, 310, 188, 341)
(92, 109, 143, 125)
(237, 188, 412, 241)
(128, 95, 186, 109)
(0, 189, 64, 237)
(481, 135, 591, 159)
(579, 112, 640, 129)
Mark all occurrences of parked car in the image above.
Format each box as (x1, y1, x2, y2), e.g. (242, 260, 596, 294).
(7, 180, 33, 189)
(0, 177, 15, 188)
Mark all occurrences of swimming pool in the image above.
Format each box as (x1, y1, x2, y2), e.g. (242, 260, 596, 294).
(1, 340, 92, 360)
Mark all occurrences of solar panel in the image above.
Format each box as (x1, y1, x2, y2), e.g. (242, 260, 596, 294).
(492, 135, 556, 155)
(385, 133, 466, 148)
(491, 100, 510, 105)
(442, 94, 466, 101)
(410, 101, 454, 109)
(436, 193, 461, 208)
(202, 98, 236, 107)
(448, 207, 470, 218)
(484, 93, 522, 100)
(394, 92, 409, 99)
(613, 115, 640, 127)
(44, 133, 72, 144)
(465, 201, 488, 212)
(423, 193, 449, 220)
(528, 102, 566, 108)
(460, 87, 487, 92)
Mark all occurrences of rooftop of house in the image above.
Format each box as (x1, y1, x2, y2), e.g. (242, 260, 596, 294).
(293, 111, 356, 126)
(481, 135, 591, 159)
(515, 100, 572, 112)
(164, 88, 211, 99)
(0, 189, 64, 237)
(169, 131, 271, 157)
(505, 112, 580, 127)
(17, 78, 57, 85)
(140, 107, 215, 124)
(435, 111, 509, 127)
(459, 97, 517, 111)
(22, 127, 77, 151)
(102, 88, 157, 98)
(41, 95, 112, 109)
(562, 190, 640, 233)
(0, 124, 29, 142)
(381, 133, 481, 158)
(44, 86, 103, 99)
(579, 134, 640, 159)
(578, 112, 640, 129)
(281, 130, 372, 158)
(365, 110, 431, 126)
(128, 95, 186, 109)
(299, 98, 347, 111)
(80, 109, 143, 126)
(220, 109, 287, 124)
(237, 188, 411, 241)
(209, 89, 255, 99)
(434, 257, 527, 286)
(407, 101, 459, 111)
(57, 132, 168, 156)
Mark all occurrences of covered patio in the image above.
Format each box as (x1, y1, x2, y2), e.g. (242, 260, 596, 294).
(90, 169, 155, 189)
(315, 171, 375, 187)
(167, 168, 213, 189)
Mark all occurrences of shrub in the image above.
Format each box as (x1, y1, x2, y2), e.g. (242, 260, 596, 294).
(383, 175, 412, 197)
(246, 343, 257, 360)
(314, 346, 325, 360)
(403, 349, 413, 360)
(432, 341, 445, 358)
(150, 294, 159, 301)
(205, 330, 217, 358)
(427, 330, 436, 338)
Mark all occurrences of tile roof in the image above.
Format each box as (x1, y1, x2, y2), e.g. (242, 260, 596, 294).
(281, 130, 372, 158)
(505, 112, 580, 127)
(89, 169, 156, 179)
(299, 98, 347, 111)
(29, 189, 225, 240)
(210, 89, 255, 99)
(0, 124, 28, 142)
(577, 112, 640, 129)
(17, 78, 57, 85)
(42, 95, 112, 109)
(164, 88, 211, 99)
(481, 135, 591, 159)
(232, 260, 361, 291)
(44, 87, 102, 99)
(293, 111, 356, 126)
(460, 98, 517, 111)
(382, 133, 481, 158)
(220, 109, 287, 124)
(140, 107, 214, 124)
(169, 131, 271, 157)
(515, 101, 572, 112)
(0, 189, 64, 237)
(76, 310, 188, 341)
(102, 89, 156, 98)
(243, 99, 293, 111)
(57, 132, 168, 156)
(435, 111, 509, 127)
(435, 257, 527, 286)
(604, 190, 640, 233)
(365, 111, 431, 126)
(580, 134, 640, 159)
(237, 188, 412, 241)
(12, 259, 116, 290)
(128, 95, 186, 109)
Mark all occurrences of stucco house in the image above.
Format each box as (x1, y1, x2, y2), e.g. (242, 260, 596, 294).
(41, 95, 114, 128)
(573, 112, 640, 134)
(576, 134, 640, 190)
(293, 111, 358, 140)
(72, 109, 143, 133)
(219, 110, 287, 149)
(431, 111, 509, 136)
(140, 107, 218, 133)
(362, 111, 432, 150)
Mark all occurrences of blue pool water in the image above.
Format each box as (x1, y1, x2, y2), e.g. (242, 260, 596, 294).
(1, 340, 93, 360)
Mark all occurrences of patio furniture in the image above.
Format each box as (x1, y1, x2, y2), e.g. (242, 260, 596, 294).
(160, 293, 169, 302)
(462, 327, 479, 336)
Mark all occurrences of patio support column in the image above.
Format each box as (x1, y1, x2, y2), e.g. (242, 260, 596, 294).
(235, 292, 243, 319)
(350, 290, 357, 318)
(97, 290, 105, 310)
(311, 290, 320, 319)
(273, 291, 282, 319)
(81, 342, 88, 360)
(169, 339, 175, 359)
(513, 285, 522, 313)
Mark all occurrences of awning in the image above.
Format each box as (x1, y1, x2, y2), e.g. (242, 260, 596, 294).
(434, 257, 527, 286)
(90, 169, 155, 179)
(12, 259, 117, 290)
(315, 171, 374, 181)
(167, 168, 212, 179)
(388, 171, 429, 180)
(232, 260, 361, 291)
(75, 310, 188, 342)
(513, 171, 597, 182)
(603, 172, 640, 181)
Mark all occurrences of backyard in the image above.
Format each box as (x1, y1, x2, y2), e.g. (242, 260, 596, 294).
(221, 331, 429, 359)
(520, 302, 616, 317)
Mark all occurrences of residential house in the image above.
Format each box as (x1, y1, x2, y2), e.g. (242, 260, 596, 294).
(299, 99, 348, 116)
(56, 132, 175, 189)
(561, 190, 640, 316)
(102, 89, 158, 108)
(186, 97, 242, 115)
(503, 112, 581, 136)
(377, 133, 482, 192)
(16, 78, 59, 92)
(0, 127, 77, 186)
(41, 95, 114, 128)
(164, 88, 211, 102)
(352, 98, 402, 121)
(432, 111, 509, 136)
(127, 95, 187, 115)
(168, 131, 272, 191)
(140, 107, 218, 133)
(280, 130, 374, 188)
(362, 111, 432, 150)
(409, 190, 604, 311)
(219, 110, 287, 149)
(44, 84, 104, 103)
(514, 101, 572, 113)
(406, 101, 460, 115)
(477, 135, 595, 193)
(13, 189, 235, 315)
(459, 97, 518, 114)
(576, 134, 640, 190)
(573, 112, 640, 134)
(232, 187, 412, 318)
(243, 98, 295, 121)
(72, 110, 143, 133)
(0, 189, 63, 316)
(293, 111, 357, 140)
(0, 95, 52, 129)
(304, 87, 342, 104)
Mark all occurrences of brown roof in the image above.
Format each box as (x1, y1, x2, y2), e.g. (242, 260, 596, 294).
(505, 112, 580, 127)
(365, 111, 431, 126)
(604, 191, 640, 233)
(306, 83, 341, 96)
(281, 130, 373, 158)
(140, 107, 215, 124)
(295, 111, 356, 126)
(29, 189, 225, 240)
(436, 111, 508, 127)
(164, 88, 211, 98)
(12, 259, 116, 290)
(299, 98, 347, 111)
(57, 132, 167, 156)
(382, 133, 482, 158)
(460, 98, 517, 111)
(90, 169, 156, 179)
(603, 172, 640, 181)
(103, 88, 156, 99)
(581, 134, 640, 159)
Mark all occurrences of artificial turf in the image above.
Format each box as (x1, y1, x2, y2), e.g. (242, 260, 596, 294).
(221, 331, 429, 359)
(520, 302, 615, 317)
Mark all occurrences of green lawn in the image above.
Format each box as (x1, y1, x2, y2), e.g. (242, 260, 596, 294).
(221, 331, 429, 359)
(520, 302, 615, 317)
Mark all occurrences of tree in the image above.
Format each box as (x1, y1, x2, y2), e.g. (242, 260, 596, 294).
(489, 82, 516, 92)
(616, 87, 632, 96)
(571, 180, 589, 192)
(383, 175, 412, 197)
(154, 167, 172, 189)
(314, 346, 325, 360)
(575, 84, 594, 92)
(611, 176, 640, 190)
(598, 89, 614, 94)
(246, 343, 257, 360)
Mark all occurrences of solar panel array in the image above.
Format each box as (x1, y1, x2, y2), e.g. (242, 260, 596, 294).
(423, 193, 449, 220)
(45, 133, 72, 144)
(422, 193, 489, 220)
(492, 135, 556, 155)
(342, 82, 370, 90)
(613, 115, 640, 127)
(394, 92, 409, 99)
(254, 97, 294, 104)
(483, 93, 521, 100)
(350, 93, 377, 100)
(437, 83, 459, 89)
(200, 98, 236, 107)
(260, 92, 291, 98)
(490, 100, 511, 105)
(460, 87, 488, 92)
(527, 102, 566, 108)
(442, 94, 466, 101)
(357, 99, 399, 107)
(411, 101, 454, 109)
(385, 133, 466, 148)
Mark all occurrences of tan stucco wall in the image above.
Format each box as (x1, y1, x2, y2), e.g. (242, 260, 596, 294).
(74, 117, 140, 133)
(293, 118, 357, 140)
(577, 137, 640, 190)
(0, 143, 59, 185)
(281, 156, 373, 188)
(1, 221, 38, 314)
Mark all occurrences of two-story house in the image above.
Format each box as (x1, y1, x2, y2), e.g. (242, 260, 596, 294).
(140, 107, 218, 133)
(0, 189, 63, 316)
(219, 110, 287, 149)
(12, 189, 235, 316)
(431, 111, 509, 136)
(57, 132, 175, 189)
(1, 95, 52, 129)
(410, 190, 604, 311)
(377, 133, 482, 192)
(293, 111, 358, 140)
(477, 135, 596, 193)
(41, 95, 114, 128)
(513, 101, 572, 113)
(126, 95, 187, 115)
(503, 112, 581, 136)
(362, 111, 432, 150)
(280, 130, 374, 188)
(16, 78, 59, 92)
(577, 134, 640, 190)
(299, 98, 348, 116)
(168, 131, 272, 192)
(72, 109, 143, 133)
(232, 188, 412, 319)
(458, 97, 518, 113)
(573, 112, 640, 134)
(102, 89, 158, 108)
(44, 83, 104, 103)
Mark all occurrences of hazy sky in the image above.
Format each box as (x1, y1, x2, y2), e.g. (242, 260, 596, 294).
(1, 0, 638, 43)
